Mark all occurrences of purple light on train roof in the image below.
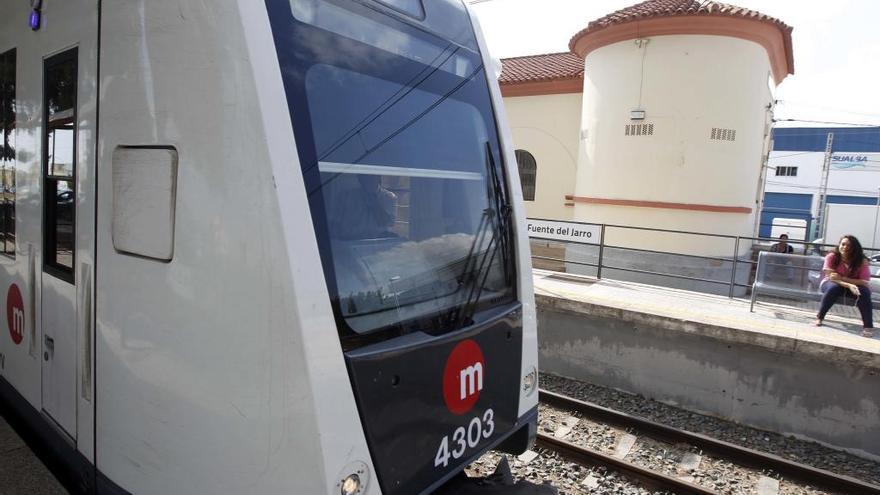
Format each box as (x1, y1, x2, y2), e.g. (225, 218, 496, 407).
(29, 10, 41, 31)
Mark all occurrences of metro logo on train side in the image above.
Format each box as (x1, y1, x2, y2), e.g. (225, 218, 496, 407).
(6, 284, 24, 345)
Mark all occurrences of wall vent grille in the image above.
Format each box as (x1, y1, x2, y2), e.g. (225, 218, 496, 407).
(711, 127, 736, 141)
(625, 123, 654, 136)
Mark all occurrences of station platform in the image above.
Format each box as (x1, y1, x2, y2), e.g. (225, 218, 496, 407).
(533, 269, 880, 366)
(533, 269, 880, 461)
(0, 410, 67, 494)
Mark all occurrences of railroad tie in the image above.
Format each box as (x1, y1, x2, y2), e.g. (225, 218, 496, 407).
(756, 476, 780, 495)
(553, 425, 572, 438)
(677, 452, 702, 483)
(581, 474, 600, 489)
(517, 450, 540, 465)
(554, 416, 579, 438)
(613, 434, 638, 459)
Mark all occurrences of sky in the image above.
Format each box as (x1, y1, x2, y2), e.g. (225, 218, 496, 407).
(469, 0, 880, 128)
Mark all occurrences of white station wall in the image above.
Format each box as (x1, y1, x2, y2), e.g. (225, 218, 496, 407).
(575, 35, 774, 255)
(503, 92, 582, 221)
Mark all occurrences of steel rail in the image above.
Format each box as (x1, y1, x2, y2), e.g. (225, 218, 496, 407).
(540, 389, 880, 495)
(536, 433, 719, 494)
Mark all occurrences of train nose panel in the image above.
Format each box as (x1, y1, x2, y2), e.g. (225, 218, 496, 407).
(345, 304, 524, 495)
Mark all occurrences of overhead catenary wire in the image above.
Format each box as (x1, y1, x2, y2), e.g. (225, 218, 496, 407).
(775, 118, 880, 127)
(768, 151, 826, 159)
(765, 181, 880, 196)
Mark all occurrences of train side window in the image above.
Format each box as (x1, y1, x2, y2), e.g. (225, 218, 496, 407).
(0, 49, 16, 257)
(43, 49, 77, 280)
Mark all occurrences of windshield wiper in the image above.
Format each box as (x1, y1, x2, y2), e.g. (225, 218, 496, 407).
(446, 142, 513, 329)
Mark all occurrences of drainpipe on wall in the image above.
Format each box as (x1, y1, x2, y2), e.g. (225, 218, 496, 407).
(752, 100, 775, 243)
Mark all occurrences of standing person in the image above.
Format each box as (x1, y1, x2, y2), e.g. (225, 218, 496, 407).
(814, 235, 874, 338)
(769, 234, 794, 253)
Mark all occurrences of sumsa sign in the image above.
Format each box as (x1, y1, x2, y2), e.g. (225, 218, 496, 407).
(832, 154, 869, 170)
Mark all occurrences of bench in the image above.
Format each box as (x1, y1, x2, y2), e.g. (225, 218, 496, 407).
(749, 251, 880, 312)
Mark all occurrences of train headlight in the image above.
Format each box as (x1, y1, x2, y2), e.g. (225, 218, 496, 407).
(522, 367, 538, 396)
(340, 474, 361, 495)
(336, 461, 369, 495)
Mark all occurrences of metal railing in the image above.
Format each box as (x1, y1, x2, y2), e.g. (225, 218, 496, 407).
(528, 218, 880, 299)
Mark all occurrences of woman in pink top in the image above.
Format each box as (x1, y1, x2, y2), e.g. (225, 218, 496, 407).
(814, 235, 873, 337)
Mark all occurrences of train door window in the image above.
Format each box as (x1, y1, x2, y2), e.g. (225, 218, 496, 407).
(515, 150, 536, 201)
(0, 49, 15, 257)
(43, 49, 77, 280)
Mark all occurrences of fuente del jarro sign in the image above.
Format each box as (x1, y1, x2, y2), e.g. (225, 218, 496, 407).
(526, 219, 600, 245)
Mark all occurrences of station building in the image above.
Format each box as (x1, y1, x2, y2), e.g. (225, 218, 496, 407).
(498, 52, 584, 223)
(498, 0, 794, 292)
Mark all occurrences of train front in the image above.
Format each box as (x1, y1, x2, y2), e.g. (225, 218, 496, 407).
(265, 0, 539, 493)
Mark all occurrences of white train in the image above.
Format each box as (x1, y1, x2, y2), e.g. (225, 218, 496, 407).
(0, 0, 542, 494)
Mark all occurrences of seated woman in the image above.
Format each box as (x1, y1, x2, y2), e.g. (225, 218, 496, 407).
(814, 235, 874, 338)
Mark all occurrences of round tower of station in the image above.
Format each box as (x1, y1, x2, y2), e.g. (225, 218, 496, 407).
(568, 0, 793, 263)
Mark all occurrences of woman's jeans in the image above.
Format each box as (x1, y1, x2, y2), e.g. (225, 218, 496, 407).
(817, 282, 873, 328)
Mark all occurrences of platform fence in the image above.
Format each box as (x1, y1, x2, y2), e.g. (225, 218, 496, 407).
(527, 218, 880, 301)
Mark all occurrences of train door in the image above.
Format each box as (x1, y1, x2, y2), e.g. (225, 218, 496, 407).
(38, 2, 98, 457)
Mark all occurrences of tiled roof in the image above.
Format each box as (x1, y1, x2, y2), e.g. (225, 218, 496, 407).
(569, 0, 792, 51)
(499, 52, 584, 85)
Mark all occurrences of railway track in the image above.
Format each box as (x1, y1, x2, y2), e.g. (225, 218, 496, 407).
(537, 389, 880, 495)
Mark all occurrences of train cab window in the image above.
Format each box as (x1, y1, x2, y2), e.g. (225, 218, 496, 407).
(43, 49, 77, 280)
(0, 49, 16, 257)
(270, 1, 516, 341)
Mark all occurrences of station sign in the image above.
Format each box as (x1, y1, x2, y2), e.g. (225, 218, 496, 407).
(526, 219, 600, 245)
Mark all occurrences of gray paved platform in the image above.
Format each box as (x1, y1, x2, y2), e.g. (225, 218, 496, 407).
(0, 412, 68, 495)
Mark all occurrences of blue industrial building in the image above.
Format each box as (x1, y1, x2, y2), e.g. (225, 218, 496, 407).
(760, 127, 880, 239)
(772, 126, 880, 152)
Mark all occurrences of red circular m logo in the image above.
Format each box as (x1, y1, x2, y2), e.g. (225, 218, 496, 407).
(442, 339, 485, 415)
(7, 284, 24, 345)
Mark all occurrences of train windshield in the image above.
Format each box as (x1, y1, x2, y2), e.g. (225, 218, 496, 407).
(267, 0, 515, 340)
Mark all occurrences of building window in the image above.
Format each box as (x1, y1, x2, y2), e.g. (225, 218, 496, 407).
(775, 166, 797, 177)
(515, 149, 536, 201)
(0, 49, 15, 257)
(43, 49, 77, 281)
